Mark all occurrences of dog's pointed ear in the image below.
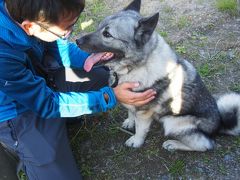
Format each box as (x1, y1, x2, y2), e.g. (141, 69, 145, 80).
(124, 0, 141, 12)
(134, 13, 159, 47)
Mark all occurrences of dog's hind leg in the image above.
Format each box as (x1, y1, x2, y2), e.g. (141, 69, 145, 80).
(122, 110, 135, 129)
(162, 140, 193, 151)
(161, 115, 215, 152)
(125, 110, 154, 148)
(163, 134, 214, 152)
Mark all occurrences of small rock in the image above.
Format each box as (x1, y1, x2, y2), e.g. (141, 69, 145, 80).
(227, 50, 235, 60)
(224, 154, 233, 162)
(110, 145, 115, 150)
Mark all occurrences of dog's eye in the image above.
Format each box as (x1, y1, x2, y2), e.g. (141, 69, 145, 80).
(103, 30, 113, 38)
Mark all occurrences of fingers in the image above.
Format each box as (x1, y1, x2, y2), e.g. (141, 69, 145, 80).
(113, 82, 156, 106)
(125, 82, 156, 101)
(117, 82, 156, 104)
(133, 89, 156, 101)
(134, 96, 155, 107)
(129, 90, 156, 105)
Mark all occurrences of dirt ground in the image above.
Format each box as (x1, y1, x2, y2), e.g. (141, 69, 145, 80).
(69, 0, 240, 179)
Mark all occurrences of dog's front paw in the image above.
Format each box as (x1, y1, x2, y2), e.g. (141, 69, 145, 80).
(162, 140, 178, 151)
(122, 118, 135, 129)
(125, 135, 144, 148)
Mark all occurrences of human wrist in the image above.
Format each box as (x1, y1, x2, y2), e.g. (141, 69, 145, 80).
(103, 93, 109, 103)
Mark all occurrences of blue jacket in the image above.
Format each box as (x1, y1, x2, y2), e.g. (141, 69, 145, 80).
(0, 0, 116, 122)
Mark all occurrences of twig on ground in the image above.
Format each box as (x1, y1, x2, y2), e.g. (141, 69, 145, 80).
(70, 123, 85, 143)
(158, 156, 170, 171)
(117, 127, 134, 136)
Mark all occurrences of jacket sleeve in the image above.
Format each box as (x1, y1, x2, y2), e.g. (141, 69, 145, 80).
(44, 39, 89, 68)
(0, 54, 117, 119)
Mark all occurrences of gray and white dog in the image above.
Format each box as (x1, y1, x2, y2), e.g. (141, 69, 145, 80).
(76, 0, 240, 151)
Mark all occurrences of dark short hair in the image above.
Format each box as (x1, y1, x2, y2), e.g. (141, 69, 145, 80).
(5, 0, 85, 24)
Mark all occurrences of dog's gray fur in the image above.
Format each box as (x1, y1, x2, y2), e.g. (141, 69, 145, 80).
(77, 0, 240, 151)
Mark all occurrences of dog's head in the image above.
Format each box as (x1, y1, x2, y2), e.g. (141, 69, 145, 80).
(76, 0, 159, 60)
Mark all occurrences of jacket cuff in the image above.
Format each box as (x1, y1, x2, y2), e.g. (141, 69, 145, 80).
(100, 87, 117, 111)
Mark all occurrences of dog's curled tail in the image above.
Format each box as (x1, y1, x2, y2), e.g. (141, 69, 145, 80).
(217, 93, 240, 135)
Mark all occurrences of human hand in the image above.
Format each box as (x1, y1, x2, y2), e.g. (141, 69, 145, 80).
(113, 82, 156, 107)
(84, 52, 114, 72)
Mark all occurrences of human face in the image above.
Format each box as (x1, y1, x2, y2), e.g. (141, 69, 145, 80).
(33, 15, 79, 42)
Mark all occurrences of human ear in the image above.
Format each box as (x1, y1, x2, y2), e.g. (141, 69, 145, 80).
(21, 20, 38, 35)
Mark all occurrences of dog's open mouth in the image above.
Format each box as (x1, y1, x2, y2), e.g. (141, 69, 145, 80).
(76, 38, 125, 72)
(76, 38, 125, 59)
(83, 52, 119, 72)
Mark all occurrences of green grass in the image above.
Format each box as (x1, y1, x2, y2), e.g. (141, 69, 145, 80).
(218, 164, 227, 175)
(158, 30, 168, 38)
(162, 5, 174, 14)
(176, 45, 187, 54)
(202, 156, 211, 164)
(169, 159, 186, 176)
(18, 170, 27, 180)
(198, 64, 211, 77)
(177, 16, 190, 29)
(233, 137, 240, 146)
(229, 84, 240, 92)
(216, 0, 238, 16)
(111, 147, 129, 161)
(107, 105, 126, 120)
(197, 63, 225, 78)
(144, 147, 160, 157)
(81, 164, 93, 177)
(72, 0, 108, 35)
(107, 123, 121, 136)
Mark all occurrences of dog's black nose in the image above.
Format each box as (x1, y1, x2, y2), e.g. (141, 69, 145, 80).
(76, 38, 83, 47)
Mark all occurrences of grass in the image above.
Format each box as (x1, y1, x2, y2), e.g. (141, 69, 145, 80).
(158, 30, 168, 38)
(197, 64, 212, 77)
(216, 0, 238, 16)
(169, 159, 186, 176)
(176, 45, 187, 54)
(202, 156, 211, 164)
(72, 0, 108, 35)
(229, 83, 240, 92)
(18, 170, 27, 180)
(176, 16, 190, 29)
(162, 5, 174, 14)
(111, 147, 129, 161)
(144, 147, 160, 157)
(218, 164, 227, 175)
(197, 63, 225, 78)
(233, 137, 240, 146)
(81, 164, 93, 177)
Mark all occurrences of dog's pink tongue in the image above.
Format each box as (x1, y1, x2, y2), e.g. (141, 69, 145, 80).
(84, 52, 114, 72)
(84, 54, 97, 72)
